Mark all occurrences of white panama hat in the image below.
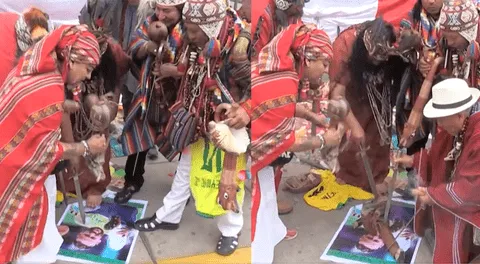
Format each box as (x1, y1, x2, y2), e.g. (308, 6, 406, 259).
(423, 78, 480, 119)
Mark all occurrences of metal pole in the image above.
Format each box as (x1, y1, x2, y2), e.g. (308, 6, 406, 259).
(359, 144, 379, 198)
(384, 150, 401, 222)
(57, 170, 69, 207)
(73, 170, 86, 224)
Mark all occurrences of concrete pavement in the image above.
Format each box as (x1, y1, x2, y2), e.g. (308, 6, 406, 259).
(56, 156, 432, 264)
(56, 154, 251, 264)
(273, 162, 432, 263)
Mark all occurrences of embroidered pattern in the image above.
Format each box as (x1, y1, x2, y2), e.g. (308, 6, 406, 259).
(0, 103, 62, 162)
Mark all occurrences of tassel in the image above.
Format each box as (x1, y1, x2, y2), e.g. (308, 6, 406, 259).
(468, 41, 480, 61)
(177, 63, 187, 73)
(205, 77, 217, 91)
(203, 38, 221, 59)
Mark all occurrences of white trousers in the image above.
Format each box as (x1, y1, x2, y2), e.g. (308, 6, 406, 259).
(155, 147, 244, 237)
(16, 175, 63, 264)
(251, 166, 287, 264)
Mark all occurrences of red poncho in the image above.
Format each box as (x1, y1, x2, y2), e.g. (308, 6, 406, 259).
(0, 25, 99, 261)
(250, 23, 333, 240)
(0, 12, 20, 86)
(413, 110, 480, 263)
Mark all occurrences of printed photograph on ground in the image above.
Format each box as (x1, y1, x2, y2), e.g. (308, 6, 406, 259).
(321, 203, 421, 264)
(56, 198, 147, 264)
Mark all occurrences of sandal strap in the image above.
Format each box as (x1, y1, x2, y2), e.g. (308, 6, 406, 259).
(137, 215, 162, 230)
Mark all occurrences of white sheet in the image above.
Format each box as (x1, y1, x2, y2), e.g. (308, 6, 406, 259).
(302, 0, 378, 41)
(0, 0, 86, 25)
(16, 175, 63, 264)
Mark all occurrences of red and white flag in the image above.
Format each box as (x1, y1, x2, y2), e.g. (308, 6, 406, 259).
(303, 0, 417, 41)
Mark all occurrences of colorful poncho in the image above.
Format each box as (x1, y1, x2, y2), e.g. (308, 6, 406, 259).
(121, 16, 184, 157)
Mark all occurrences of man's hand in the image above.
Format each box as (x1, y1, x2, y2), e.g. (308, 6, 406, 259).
(418, 56, 432, 78)
(225, 103, 250, 129)
(152, 63, 183, 79)
(67, 156, 81, 174)
(86, 134, 107, 155)
(393, 153, 414, 168)
(322, 127, 343, 148)
(412, 187, 433, 207)
(350, 126, 365, 146)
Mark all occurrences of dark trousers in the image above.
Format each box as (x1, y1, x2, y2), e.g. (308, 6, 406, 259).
(122, 86, 147, 189)
(124, 150, 148, 188)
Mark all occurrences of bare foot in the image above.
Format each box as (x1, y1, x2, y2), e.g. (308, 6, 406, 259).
(284, 229, 298, 240)
(278, 199, 293, 215)
(86, 194, 102, 208)
(57, 225, 70, 236)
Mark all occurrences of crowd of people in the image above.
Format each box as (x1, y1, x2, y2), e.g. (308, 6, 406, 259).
(0, 0, 251, 262)
(1, 0, 480, 263)
(250, 0, 480, 263)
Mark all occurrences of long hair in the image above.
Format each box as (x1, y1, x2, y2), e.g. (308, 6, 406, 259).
(348, 20, 407, 101)
(411, 0, 423, 25)
(90, 45, 118, 94)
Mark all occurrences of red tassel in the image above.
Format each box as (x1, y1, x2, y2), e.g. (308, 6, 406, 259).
(177, 63, 187, 73)
(198, 54, 205, 65)
(205, 77, 217, 91)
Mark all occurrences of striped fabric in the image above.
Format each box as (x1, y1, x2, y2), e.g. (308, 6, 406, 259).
(0, 25, 98, 262)
(251, 23, 332, 174)
(121, 17, 184, 156)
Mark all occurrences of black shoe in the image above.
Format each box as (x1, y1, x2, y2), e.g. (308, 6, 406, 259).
(114, 185, 141, 204)
(134, 214, 179, 231)
(216, 235, 239, 256)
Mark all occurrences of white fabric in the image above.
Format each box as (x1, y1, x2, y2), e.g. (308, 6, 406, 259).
(302, 0, 378, 41)
(16, 175, 63, 264)
(155, 146, 244, 237)
(217, 195, 244, 237)
(251, 166, 287, 264)
(0, 0, 86, 25)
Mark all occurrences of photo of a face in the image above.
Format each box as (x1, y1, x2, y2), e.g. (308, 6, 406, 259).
(357, 234, 385, 252)
(75, 227, 104, 248)
(323, 203, 421, 264)
(57, 199, 147, 264)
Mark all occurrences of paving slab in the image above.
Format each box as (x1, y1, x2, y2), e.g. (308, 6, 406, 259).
(272, 162, 433, 263)
(55, 156, 432, 264)
(56, 155, 250, 264)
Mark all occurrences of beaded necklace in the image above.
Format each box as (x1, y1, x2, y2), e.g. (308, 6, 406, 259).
(444, 116, 469, 181)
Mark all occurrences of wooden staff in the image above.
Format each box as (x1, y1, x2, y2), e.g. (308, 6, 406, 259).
(73, 170, 86, 224)
(57, 170, 69, 207)
(359, 143, 379, 198)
